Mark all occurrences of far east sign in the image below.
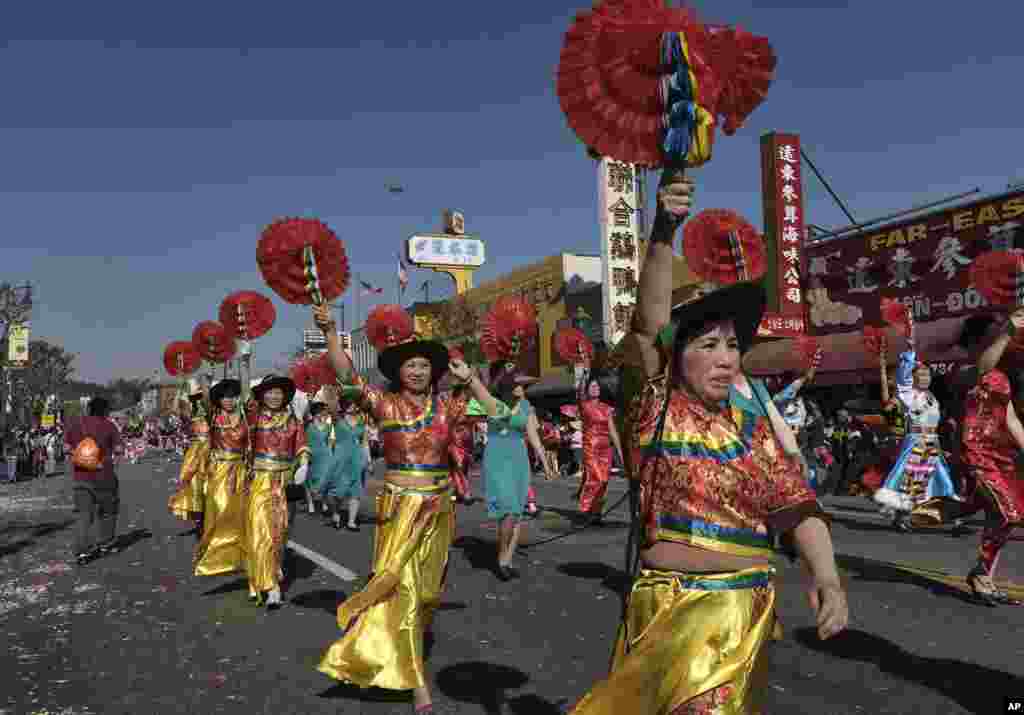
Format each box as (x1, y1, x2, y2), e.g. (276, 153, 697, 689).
(407, 234, 486, 268)
(803, 189, 1024, 336)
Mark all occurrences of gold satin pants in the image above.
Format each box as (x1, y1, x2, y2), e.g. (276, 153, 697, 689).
(168, 440, 209, 521)
(244, 468, 289, 594)
(193, 457, 247, 577)
(318, 480, 454, 691)
(570, 566, 778, 715)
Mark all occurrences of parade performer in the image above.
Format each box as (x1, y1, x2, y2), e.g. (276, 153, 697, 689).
(313, 302, 497, 714)
(305, 401, 339, 521)
(193, 376, 250, 578)
(859, 328, 906, 495)
(320, 398, 369, 532)
(244, 374, 309, 609)
(772, 345, 830, 493)
(168, 381, 211, 537)
(565, 170, 846, 715)
(477, 361, 553, 580)
(872, 303, 960, 530)
(447, 349, 476, 504)
(577, 375, 624, 524)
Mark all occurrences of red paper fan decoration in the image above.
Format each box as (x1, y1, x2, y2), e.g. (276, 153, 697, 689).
(311, 352, 336, 384)
(257, 217, 351, 305)
(702, 24, 777, 136)
(219, 291, 276, 340)
(365, 305, 414, 352)
(290, 359, 326, 396)
(861, 326, 887, 357)
(448, 346, 464, 363)
(555, 327, 595, 365)
(682, 209, 767, 284)
(879, 298, 910, 336)
(163, 341, 202, 377)
(969, 249, 1024, 307)
(479, 312, 504, 363)
(796, 335, 820, 371)
(192, 321, 237, 364)
(480, 296, 539, 362)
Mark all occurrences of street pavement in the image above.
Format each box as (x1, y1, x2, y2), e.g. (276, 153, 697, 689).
(2, 458, 1023, 715)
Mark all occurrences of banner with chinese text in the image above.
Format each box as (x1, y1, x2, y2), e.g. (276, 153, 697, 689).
(761, 133, 805, 325)
(803, 189, 1024, 336)
(7, 323, 29, 367)
(599, 158, 640, 346)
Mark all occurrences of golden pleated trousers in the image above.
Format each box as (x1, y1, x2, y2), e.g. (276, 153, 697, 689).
(193, 456, 247, 577)
(318, 481, 455, 691)
(569, 566, 778, 715)
(168, 440, 209, 521)
(244, 468, 289, 594)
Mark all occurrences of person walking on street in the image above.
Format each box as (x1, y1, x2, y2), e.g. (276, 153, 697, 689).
(64, 397, 124, 565)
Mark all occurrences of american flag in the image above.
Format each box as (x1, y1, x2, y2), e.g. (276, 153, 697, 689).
(359, 280, 383, 296)
(397, 253, 409, 293)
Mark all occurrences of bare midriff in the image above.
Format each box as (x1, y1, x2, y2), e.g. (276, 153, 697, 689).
(641, 541, 773, 573)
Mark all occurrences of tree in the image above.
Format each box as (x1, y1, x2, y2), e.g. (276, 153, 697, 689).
(431, 294, 476, 342)
(21, 339, 76, 418)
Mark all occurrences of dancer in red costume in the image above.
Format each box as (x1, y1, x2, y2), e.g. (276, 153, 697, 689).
(448, 383, 476, 505)
(577, 376, 623, 524)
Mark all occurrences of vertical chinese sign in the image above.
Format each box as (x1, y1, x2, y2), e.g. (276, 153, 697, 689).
(599, 158, 640, 346)
(7, 323, 30, 368)
(758, 132, 805, 337)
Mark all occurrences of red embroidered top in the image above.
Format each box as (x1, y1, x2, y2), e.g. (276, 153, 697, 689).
(209, 411, 249, 458)
(632, 378, 825, 559)
(961, 369, 1016, 476)
(247, 408, 310, 472)
(580, 399, 613, 449)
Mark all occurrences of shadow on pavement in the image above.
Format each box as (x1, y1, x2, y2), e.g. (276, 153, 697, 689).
(556, 562, 630, 596)
(794, 627, 1024, 714)
(282, 550, 317, 591)
(436, 661, 530, 715)
(112, 527, 153, 551)
(317, 682, 411, 703)
(452, 535, 499, 572)
(506, 693, 571, 715)
(203, 577, 249, 597)
(835, 553, 976, 604)
(0, 518, 74, 558)
(290, 589, 347, 615)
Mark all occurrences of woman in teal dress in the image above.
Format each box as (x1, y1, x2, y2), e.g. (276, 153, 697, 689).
(321, 400, 368, 532)
(474, 364, 553, 581)
(306, 402, 343, 525)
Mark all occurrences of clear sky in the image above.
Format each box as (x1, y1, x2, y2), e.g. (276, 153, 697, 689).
(1, 1, 1019, 384)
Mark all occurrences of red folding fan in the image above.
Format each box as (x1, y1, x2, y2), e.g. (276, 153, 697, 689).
(480, 297, 538, 362)
(970, 249, 1024, 307)
(365, 304, 414, 352)
(219, 291, 276, 341)
(448, 346, 464, 363)
(163, 340, 202, 377)
(291, 358, 329, 396)
(682, 209, 767, 284)
(556, 0, 775, 167)
(796, 335, 821, 371)
(879, 298, 911, 336)
(192, 321, 237, 364)
(555, 327, 594, 365)
(257, 217, 351, 305)
(861, 325, 887, 357)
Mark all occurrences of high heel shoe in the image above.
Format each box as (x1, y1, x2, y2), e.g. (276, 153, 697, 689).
(967, 572, 999, 607)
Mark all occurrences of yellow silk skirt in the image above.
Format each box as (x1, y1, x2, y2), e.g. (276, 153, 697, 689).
(193, 455, 247, 577)
(168, 439, 209, 521)
(570, 566, 778, 715)
(244, 467, 290, 594)
(318, 480, 455, 691)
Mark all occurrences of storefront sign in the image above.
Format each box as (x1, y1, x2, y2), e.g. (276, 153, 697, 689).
(761, 133, 805, 319)
(7, 323, 29, 367)
(803, 189, 1024, 336)
(757, 313, 805, 337)
(599, 158, 641, 345)
(407, 234, 486, 267)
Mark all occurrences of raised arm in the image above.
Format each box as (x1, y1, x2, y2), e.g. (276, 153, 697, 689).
(312, 304, 354, 379)
(977, 308, 1024, 376)
(879, 348, 890, 404)
(449, 360, 499, 417)
(633, 171, 695, 378)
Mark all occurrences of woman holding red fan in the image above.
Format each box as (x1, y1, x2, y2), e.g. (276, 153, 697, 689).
(312, 302, 497, 714)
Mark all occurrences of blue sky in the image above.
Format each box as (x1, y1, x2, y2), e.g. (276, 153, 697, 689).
(1, 1, 1019, 383)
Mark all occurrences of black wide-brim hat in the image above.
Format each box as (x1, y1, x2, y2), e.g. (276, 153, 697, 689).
(670, 281, 767, 354)
(252, 374, 297, 404)
(209, 379, 242, 404)
(378, 339, 451, 385)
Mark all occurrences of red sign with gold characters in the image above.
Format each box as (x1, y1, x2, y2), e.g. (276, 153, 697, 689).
(802, 189, 1024, 336)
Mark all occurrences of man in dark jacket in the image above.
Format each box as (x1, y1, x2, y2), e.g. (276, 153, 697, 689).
(64, 397, 123, 565)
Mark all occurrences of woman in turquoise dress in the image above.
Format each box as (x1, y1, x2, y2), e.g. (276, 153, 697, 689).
(321, 400, 368, 531)
(306, 402, 343, 525)
(473, 364, 554, 581)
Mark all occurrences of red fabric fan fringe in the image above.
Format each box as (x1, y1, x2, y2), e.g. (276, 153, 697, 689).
(365, 305, 414, 352)
(555, 327, 594, 365)
(257, 217, 351, 305)
(219, 291, 277, 340)
(192, 321, 237, 363)
(970, 249, 1024, 307)
(480, 297, 538, 362)
(879, 298, 910, 336)
(682, 209, 767, 284)
(163, 341, 202, 377)
(479, 312, 504, 363)
(290, 357, 332, 396)
(861, 326, 887, 357)
(795, 336, 820, 371)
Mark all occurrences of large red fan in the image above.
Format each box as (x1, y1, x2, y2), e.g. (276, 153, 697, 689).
(192, 321, 237, 364)
(861, 325, 887, 357)
(682, 209, 767, 284)
(219, 291, 276, 340)
(480, 297, 538, 362)
(257, 217, 351, 305)
(556, 0, 775, 167)
(365, 305, 414, 352)
(555, 327, 594, 365)
(796, 335, 821, 371)
(291, 357, 333, 396)
(970, 249, 1024, 307)
(163, 341, 202, 377)
(879, 298, 911, 336)
(479, 313, 504, 363)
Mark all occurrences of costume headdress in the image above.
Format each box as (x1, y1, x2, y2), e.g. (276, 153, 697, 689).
(257, 217, 351, 306)
(252, 374, 297, 407)
(557, 0, 775, 167)
(365, 304, 450, 385)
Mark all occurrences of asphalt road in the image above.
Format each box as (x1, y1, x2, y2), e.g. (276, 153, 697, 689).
(1, 458, 1023, 715)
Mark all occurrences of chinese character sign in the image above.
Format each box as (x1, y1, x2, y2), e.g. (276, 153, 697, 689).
(407, 235, 486, 267)
(7, 323, 29, 367)
(599, 158, 641, 346)
(761, 133, 805, 318)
